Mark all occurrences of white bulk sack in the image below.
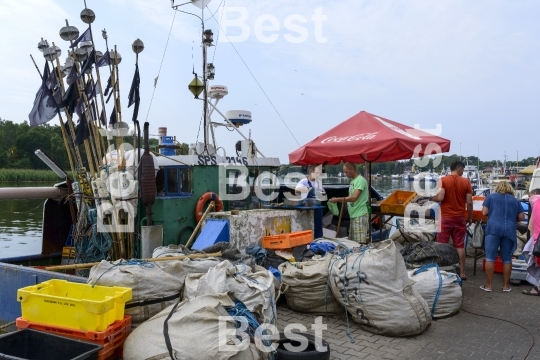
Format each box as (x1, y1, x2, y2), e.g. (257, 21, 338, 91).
(408, 264, 462, 319)
(279, 255, 342, 314)
(88, 258, 220, 327)
(184, 260, 277, 324)
(329, 240, 431, 337)
(123, 293, 261, 360)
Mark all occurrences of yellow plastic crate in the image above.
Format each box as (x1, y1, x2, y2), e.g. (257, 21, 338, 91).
(379, 190, 417, 215)
(17, 279, 132, 332)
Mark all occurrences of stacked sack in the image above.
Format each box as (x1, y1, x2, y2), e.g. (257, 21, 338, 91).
(279, 254, 343, 315)
(123, 293, 262, 360)
(408, 264, 462, 319)
(183, 260, 277, 324)
(88, 258, 220, 327)
(329, 240, 431, 337)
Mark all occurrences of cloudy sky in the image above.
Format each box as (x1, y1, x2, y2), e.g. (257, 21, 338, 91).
(0, 0, 539, 164)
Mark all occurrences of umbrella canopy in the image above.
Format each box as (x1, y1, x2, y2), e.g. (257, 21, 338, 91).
(289, 111, 451, 165)
(520, 165, 536, 175)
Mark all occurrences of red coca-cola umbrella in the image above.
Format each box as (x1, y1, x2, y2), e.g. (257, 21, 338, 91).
(289, 111, 450, 241)
(289, 111, 451, 165)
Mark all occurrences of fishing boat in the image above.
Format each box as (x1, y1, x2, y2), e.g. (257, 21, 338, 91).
(0, 0, 390, 328)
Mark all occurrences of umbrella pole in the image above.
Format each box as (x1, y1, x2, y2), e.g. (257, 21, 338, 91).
(368, 161, 372, 243)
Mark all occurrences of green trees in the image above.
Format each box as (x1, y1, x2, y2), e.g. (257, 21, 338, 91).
(0, 118, 189, 170)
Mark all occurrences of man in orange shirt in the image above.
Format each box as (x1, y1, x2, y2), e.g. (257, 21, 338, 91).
(431, 160, 473, 280)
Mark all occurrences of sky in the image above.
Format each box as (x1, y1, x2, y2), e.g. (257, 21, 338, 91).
(0, 0, 539, 165)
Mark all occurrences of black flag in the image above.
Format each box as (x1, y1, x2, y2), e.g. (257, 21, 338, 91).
(75, 96, 84, 117)
(100, 108, 106, 126)
(74, 114, 90, 146)
(66, 66, 77, 86)
(62, 84, 78, 116)
(70, 27, 91, 49)
(127, 64, 140, 121)
(103, 75, 111, 96)
(109, 106, 117, 125)
(90, 100, 97, 123)
(96, 51, 111, 68)
(79, 49, 96, 77)
(28, 63, 58, 127)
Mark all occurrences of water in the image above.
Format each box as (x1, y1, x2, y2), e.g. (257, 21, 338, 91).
(0, 178, 418, 259)
(323, 176, 422, 198)
(0, 183, 55, 259)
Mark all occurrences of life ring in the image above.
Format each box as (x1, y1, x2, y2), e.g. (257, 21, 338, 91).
(195, 192, 224, 222)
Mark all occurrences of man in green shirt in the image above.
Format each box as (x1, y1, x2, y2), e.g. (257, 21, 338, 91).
(329, 162, 369, 243)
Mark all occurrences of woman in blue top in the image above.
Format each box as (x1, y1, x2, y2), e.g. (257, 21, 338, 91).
(480, 181, 525, 292)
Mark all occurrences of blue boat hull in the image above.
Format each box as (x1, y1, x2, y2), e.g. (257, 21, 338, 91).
(0, 262, 85, 325)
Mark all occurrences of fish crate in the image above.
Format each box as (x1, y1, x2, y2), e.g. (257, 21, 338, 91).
(0, 329, 103, 360)
(379, 191, 417, 215)
(464, 196, 487, 222)
(482, 256, 503, 274)
(262, 230, 314, 250)
(510, 259, 528, 281)
(16, 315, 131, 344)
(17, 279, 132, 332)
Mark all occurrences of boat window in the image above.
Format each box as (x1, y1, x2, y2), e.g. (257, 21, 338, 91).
(167, 168, 179, 193)
(156, 169, 165, 195)
(180, 168, 192, 193)
(157, 166, 193, 197)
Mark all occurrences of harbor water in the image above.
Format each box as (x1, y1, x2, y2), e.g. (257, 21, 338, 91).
(0, 182, 55, 259)
(0, 178, 419, 258)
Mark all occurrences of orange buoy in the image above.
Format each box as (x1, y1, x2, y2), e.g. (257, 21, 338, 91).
(195, 192, 224, 222)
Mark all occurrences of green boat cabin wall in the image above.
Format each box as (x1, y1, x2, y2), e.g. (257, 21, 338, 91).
(138, 164, 277, 248)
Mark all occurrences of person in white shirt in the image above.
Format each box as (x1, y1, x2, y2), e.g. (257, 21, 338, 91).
(295, 165, 326, 200)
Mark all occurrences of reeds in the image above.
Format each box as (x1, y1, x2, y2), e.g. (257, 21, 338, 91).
(0, 169, 61, 182)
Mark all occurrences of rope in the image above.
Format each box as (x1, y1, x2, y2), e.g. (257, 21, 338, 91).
(209, 15, 300, 147)
(144, 9, 178, 122)
(413, 263, 443, 318)
(0, 202, 44, 215)
(205, 0, 225, 63)
(461, 307, 535, 360)
(88, 259, 155, 287)
(234, 267, 276, 326)
(226, 300, 276, 360)
(0, 321, 15, 331)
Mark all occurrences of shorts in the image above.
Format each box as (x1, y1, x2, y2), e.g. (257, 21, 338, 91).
(349, 214, 369, 244)
(485, 234, 513, 264)
(437, 217, 466, 249)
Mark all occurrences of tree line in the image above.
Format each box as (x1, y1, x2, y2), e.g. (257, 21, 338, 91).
(0, 118, 189, 171)
(2, 118, 537, 175)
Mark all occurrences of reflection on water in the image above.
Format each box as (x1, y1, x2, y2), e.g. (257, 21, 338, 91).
(0, 178, 431, 258)
(322, 177, 427, 198)
(0, 182, 54, 258)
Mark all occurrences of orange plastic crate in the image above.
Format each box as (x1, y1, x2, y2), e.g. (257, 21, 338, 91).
(380, 191, 417, 215)
(262, 230, 314, 250)
(16, 315, 131, 344)
(464, 196, 487, 222)
(17, 315, 130, 360)
(483, 256, 503, 274)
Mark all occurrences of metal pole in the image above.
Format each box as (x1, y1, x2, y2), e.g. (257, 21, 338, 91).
(207, 101, 266, 158)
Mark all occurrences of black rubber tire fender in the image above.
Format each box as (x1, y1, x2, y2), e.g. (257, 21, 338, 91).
(275, 332, 330, 360)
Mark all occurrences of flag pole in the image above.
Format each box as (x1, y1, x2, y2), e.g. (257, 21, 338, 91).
(102, 33, 123, 169)
(50, 71, 77, 179)
(61, 44, 98, 178)
(29, 54, 43, 79)
(31, 51, 76, 179)
(77, 7, 108, 164)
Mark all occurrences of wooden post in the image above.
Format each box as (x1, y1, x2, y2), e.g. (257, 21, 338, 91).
(185, 202, 215, 248)
(43, 251, 222, 271)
